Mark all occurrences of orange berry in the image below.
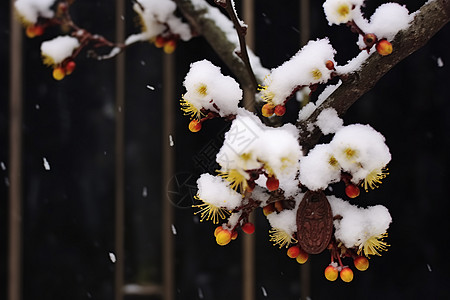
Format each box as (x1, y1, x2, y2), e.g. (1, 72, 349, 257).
(188, 120, 202, 132)
(216, 229, 232, 246)
(241, 222, 255, 234)
(65, 61, 76, 75)
(266, 176, 279, 191)
(154, 35, 166, 48)
(376, 39, 393, 56)
(163, 40, 176, 54)
(214, 226, 223, 237)
(274, 201, 283, 212)
(296, 249, 308, 264)
(345, 184, 360, 198)
(274, 105, 286, 116)
(52, 67, 65, 81)
(287, 246, 300, 258)
(340, 267, 354, 282)
(263, 203, 275, 216)
(354, 256, 369, 271)
(324, 265, 339, 281)
(26, 25, 43, 38)
(261, 103, 275, 117)
(325, 60, 335, 70)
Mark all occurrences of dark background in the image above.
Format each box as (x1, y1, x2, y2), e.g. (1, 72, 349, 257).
(1, 0, 450, 299)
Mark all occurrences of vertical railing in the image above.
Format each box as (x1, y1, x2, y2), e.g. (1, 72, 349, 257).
(8, 1, 23, 300)
(115, 0, 126, 299)
(162, 53, 175, 300)
(242, 1, 255, 300)
(299, 1, 311, 299)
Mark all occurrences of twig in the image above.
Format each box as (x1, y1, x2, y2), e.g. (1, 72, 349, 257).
(217, 0, 258, 93)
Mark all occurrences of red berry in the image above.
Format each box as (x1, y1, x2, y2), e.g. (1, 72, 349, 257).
(345, 184, 360, 198)
(188, 120, 202, 132)
(376, 39, 393, 56)
(266, 176, 279, 191)
(324, 265, 339, 281)
(325, 60, 335, 70)
(261, 103, 275, 117)
(354, 256, 369, 271)
(363, 33, 377, 48)
(274, 105, 286, 116)
(164, 40, 177, 54)
(287, 246, 300, 258)
(340, 267, 354, 282)
(65, 61, 76, 75)
(154, 35, 166, 48)
(241, 223, 255, 234)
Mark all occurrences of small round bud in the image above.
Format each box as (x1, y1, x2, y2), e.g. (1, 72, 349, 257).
(353, 256, 369, 271)
(296, 249, 309, 264)
(261, 103, 275, 117)
(163, 40, 177, 54)
(324, 265, 339, 281)
(363, 33, 377, 48)
(188, 120, 202, 132)
(340, 267, 354, 282)
(242, 223, 255, 234)
(345, 184, 360, 198)
(263, 203, 275, 216)
(287, 246, 300, 258)
(376, 39, 393, 56)
(231, 231, 238, 240)
(325, 60, 335, 70)
(65, 61, 76, 75)
(214, 226, 223, 238)
(154, 35, 166, 48)
(266, 176, 279, 191)
(274, 105, 286, 116)
(216, 229, 232, 246)
(52, 67, 65, 81)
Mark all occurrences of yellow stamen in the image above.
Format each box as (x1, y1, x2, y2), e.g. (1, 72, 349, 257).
(180, 96, 203, 120)
(328, 155, 339, 167)
(42, 54, 55, 67)
(195, 83, 208, 97)
(311, 68, 322, 80)
(358, 232, 390, 257)
(216, 169, 248, 192)
(343, 147, 357, 160)
(337, 4, 350, 18)
(192, 196, 230, 224)
(269, 228, 297, 249)
(362, 167, 389, 192)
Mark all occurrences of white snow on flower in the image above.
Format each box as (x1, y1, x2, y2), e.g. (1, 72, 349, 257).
(323, 0, 364, 26)
(226, 211, 242, 229)
(41, 36, 80, 66)
(126, 0, 191, 44)
(315, 108, 343, 135)
(266, 208, 297, 237)
(14, 0, 56, 24)
(261, 39, 336, 105)
(216, 112, 302, 183)
(182, 60, 243, 118)
(328, 195, 391, 251)
(365, 3, 412, 42)
(299, 144, 341, 191)
(196, 174, 242, 210)
(330, 124, 391, 184)
(251, 186, 271, 206)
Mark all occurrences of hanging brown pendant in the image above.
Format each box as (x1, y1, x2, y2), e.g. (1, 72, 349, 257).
(296, 190, 333, 254)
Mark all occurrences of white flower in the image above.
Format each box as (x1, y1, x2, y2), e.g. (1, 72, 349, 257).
(15, 0, 56, 25)
(41, 36, 80, 66)
(323, 0, 364, 26)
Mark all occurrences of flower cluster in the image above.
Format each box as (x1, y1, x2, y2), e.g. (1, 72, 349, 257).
(178, 0, 405, 283)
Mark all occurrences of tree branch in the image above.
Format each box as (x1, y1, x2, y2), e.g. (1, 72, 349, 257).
(297, 0, 450, 152)
(173, 0, 264, 91)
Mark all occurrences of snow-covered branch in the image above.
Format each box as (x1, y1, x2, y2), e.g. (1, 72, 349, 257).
(298, 0, 450, 152)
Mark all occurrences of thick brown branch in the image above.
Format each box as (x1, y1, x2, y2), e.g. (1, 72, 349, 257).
(174, 0, 261, 91)
(297, 0, 450, 152)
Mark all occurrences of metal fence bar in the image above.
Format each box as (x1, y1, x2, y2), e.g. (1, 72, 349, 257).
(115, 0, 126, 299)
(242, 1, 255, 300)
(162, 53, 175, 300)
(8, 1, 23, 300)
